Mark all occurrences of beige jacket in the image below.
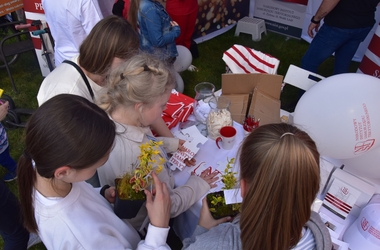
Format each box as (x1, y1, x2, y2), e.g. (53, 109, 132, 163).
(97, 121, 210, 229)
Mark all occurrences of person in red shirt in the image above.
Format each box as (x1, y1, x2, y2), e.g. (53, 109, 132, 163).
(166, 0, 198, 50)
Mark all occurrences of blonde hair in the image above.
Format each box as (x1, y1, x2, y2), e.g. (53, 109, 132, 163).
(98, 53, 175, 114)
(239, 123, 320, 250)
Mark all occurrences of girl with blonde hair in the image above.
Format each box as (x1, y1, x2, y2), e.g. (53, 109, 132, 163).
(97, 53, 218, 231)
(182, 123, 332, 250)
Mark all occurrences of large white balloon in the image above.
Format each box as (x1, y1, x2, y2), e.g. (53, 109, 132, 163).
(174, 72, 184, 93)
(174, 45, 192, 72)
(293, 73, 380, 159)
(341, 146, 380, 181)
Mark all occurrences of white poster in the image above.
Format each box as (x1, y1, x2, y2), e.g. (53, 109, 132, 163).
(254, 0, 308, 38)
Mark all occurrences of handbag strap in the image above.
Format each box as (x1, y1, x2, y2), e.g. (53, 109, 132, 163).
(62, 60, 94, 100)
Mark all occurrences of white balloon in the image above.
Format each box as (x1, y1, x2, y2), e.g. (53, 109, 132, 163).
(293, 73, 380, 159)
(174, 72, 184, 93)
(174, 45, 192, 72)
(341, 147, 380, 181)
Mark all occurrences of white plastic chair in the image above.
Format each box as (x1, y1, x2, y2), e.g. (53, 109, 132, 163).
(283, 64, 325, 91)
(281, 64, 325, 123)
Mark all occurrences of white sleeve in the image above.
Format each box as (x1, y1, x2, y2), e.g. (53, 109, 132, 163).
(80, 0, 104, 35)
(136, 224, 170, 250)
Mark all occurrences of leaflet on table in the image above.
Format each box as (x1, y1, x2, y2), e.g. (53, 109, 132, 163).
(322, 178, 361, 220)
(187, 158, 239, 192)
(169, 125, 208, 171)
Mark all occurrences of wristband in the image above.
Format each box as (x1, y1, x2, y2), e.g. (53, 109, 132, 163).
(311, 16, 321, 24)
(100, 185, 111, 198)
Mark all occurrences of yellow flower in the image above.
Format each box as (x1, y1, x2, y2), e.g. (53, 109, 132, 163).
(118, 140, 167, 194)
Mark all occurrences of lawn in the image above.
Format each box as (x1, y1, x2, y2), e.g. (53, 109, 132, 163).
(0, 26, 360, 249)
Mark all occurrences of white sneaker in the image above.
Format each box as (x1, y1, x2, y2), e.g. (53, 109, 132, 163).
(27, 233, 42, 249)
(187, 65, 199, 72)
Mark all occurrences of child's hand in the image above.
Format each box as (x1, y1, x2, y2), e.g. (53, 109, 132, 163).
(145, 172, 171, 228)
(198, 169, 219, 188)
(178, 139, 196, 167)
(198, 198, 231, 230)
(170, 21, 178, 27)
(104, 186, 116, 203)
(0, 101, 9, 121)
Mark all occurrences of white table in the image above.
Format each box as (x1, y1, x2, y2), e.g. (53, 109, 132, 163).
(171, 120, 246, 239)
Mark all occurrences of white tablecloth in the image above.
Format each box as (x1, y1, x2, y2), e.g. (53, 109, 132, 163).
(172, 121, 246, 239)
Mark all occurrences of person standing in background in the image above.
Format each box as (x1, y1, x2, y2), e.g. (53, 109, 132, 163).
(42, 0, 103, 66)
(129, 0, 180, 64)
(166, 0, 197, 50)
(0, 101, 17, 182)
(301, 0, 380, 75)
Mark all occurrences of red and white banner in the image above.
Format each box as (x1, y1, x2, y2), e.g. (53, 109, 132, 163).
(22, 0, 54, 77)
(358, 23, 380, 79)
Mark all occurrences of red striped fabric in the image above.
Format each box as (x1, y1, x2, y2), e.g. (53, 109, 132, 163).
(222, 44, 280, 74)
(242, 45, 276, 69)
(231, 46, 267, 73)
(224, 51, 252, 73)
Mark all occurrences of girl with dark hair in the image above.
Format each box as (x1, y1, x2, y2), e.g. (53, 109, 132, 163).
(182, 123, 332, 250)
(17, 94, 172, 249)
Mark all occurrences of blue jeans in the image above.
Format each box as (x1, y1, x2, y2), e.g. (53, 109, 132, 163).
(0, 147, 16, 173)
(301, 24, 372, 75)
(0, 181, 29, 250)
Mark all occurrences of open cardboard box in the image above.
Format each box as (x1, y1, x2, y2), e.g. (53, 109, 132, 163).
(221, 73, 283, 125)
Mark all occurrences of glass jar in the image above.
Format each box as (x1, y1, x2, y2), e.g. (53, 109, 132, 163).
(206, 96, 233, 140)
(193, 82, 215, 124)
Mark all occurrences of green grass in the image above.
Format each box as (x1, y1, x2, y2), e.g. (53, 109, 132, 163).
(0, 27, 360, 249)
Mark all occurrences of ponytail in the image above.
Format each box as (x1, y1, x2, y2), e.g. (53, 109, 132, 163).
(239, 123, 320, 250)
(17, 153, 38, 233)
(128, 0, 141, 31)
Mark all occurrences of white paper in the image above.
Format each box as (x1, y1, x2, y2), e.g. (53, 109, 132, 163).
(224, 188, 242, 205)
(169, 125, 208, 171)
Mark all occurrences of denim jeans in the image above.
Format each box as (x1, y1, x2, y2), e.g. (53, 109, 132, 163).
(0, 181, 29, 250)
(0, 147, 16, 173)
(301, 24, 372, 75)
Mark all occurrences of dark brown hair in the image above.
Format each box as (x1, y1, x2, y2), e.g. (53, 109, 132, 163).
(78, 15, 139, 76)
(239, 123, 320, 250)
(17, 94, 115, 233)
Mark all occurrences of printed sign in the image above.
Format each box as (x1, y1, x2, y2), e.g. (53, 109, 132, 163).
(254, 0, 308, 38)
(0, 0, 23, 16)
(22, 0, 43, 13)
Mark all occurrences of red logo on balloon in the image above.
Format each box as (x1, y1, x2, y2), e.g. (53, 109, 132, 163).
(361, 217, 370, 231)
(354, 139, 375, 154)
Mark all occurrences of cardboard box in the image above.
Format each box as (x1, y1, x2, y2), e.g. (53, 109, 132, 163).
(221, 73, 283, 125)
(227, 94, 250, 123)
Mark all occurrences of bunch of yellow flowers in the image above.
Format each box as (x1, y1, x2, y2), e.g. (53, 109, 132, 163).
(221, 157, 237, 190)
(117, 140, 165, 199)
